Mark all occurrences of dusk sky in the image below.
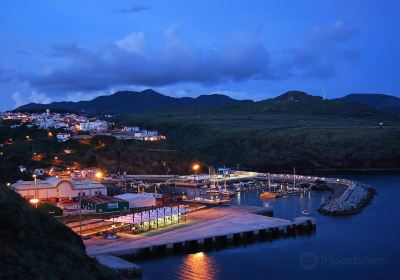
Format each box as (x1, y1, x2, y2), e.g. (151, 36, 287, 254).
(0, 0, 399, 111)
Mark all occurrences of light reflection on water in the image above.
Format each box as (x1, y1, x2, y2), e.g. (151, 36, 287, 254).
(177, 252, 219, 280)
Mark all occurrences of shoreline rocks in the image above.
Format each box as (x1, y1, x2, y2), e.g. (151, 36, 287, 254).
(318, 181, 377, 216)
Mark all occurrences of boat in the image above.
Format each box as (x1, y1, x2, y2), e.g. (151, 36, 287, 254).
(220, 190, 236, 197)
(302, 210, 310, 215)
(206, 189, 220, 194)
(259, 192, 279, 199)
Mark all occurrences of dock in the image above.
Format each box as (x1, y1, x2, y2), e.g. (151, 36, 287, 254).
(95, 255, 142, 277)
(85, 206, 316, 258)
(182, 197, 230, 206)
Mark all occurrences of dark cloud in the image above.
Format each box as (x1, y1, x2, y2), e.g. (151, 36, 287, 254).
(285, 21, 359, 79)
(28, 30, 272, 94)
(25, 21, 358, 95)
(113, 5, 150, 14)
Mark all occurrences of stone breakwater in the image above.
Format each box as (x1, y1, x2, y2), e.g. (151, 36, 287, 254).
(318, 180, 377, 216)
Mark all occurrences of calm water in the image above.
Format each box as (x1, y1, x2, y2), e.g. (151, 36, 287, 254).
(136, 174, 400, 280)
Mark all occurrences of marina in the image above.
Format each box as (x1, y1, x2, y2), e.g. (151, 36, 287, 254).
(134, 174, 399, 280)
(102, 170, 376, 217)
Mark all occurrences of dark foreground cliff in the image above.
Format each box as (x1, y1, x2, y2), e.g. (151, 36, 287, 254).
(0, 186, 119, 279)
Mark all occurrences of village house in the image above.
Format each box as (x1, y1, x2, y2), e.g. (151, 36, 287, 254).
(79, 120, 109, 132)
(56, 133, 70, 142)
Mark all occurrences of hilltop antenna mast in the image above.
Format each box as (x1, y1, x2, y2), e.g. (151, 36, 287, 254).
(322, 85, 327, 101)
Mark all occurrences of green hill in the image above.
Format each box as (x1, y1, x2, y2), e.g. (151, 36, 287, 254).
(112, 92, 400, 172)
(0, 185, 118, 279)
(14, 89, 249, 114)
(340, 93, 400, 116)
(3, 91, 400, 174)
(0, 125, 191, 183)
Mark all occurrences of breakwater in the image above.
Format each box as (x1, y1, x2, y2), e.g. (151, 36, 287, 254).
(255, 173, 377, 216)
(318, 180, 376, 216)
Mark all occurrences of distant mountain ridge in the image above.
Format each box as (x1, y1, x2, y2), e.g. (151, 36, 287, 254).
(13, 89, 400, 117)
(14, 89, 250, 114)
(339, 93, 400, 116)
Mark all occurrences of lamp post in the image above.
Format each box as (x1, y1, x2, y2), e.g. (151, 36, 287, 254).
(29, 198, 39, 208)
(78, 194, 86, 237)
(192, 164, 200, 205)
(32, 174, 38, 198)
(95, 171, 103, 180)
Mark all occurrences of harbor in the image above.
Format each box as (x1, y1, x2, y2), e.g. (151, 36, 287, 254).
(102, 170, 376, 216)
(85, 205, 316, 258)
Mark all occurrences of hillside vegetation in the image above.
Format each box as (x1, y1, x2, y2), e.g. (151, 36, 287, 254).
(0, 125, 191, 183)
(0, 185, 118, 279)
(4, 91, 400, 174)
(113, 93, 400, 172)
(340, 93, 400, 116)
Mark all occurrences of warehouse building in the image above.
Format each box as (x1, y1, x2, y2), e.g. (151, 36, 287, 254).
(81, 195, 129, 213)
(11, 178, 107, 203)
(114, 193, 156, 209)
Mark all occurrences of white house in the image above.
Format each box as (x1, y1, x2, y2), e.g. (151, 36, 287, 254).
(122, 126, 139, 132)
(79, 120, 109, 132)
(11, 178, 107, 203)
(146, 130, 158, 137)
(134, 131, 147, 138)
(57, 133, 70, 142)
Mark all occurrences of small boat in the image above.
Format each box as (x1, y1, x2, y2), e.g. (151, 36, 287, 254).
(259, 192, 278, 199)
(302, 210, 310, 215)
(206, 189, 220, 194)
(220, 190, 236, 197)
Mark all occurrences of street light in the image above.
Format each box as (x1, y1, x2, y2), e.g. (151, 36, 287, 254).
(192, 164, 200, 172)
(32, 174, 37, 187)
(192, 164, 200, 204)
(6, 183, 11, 187)
(29, 198, 39, 208)
(95, 171, 103, 179)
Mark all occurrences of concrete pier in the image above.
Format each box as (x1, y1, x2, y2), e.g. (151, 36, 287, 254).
(85, 206, 316, 258)
(95, 255, 142, 277)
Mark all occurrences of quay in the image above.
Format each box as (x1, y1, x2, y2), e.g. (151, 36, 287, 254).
(85, 206, 316, 258)
(95, 255, 142, 277)
(182, 197, 230, 206)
